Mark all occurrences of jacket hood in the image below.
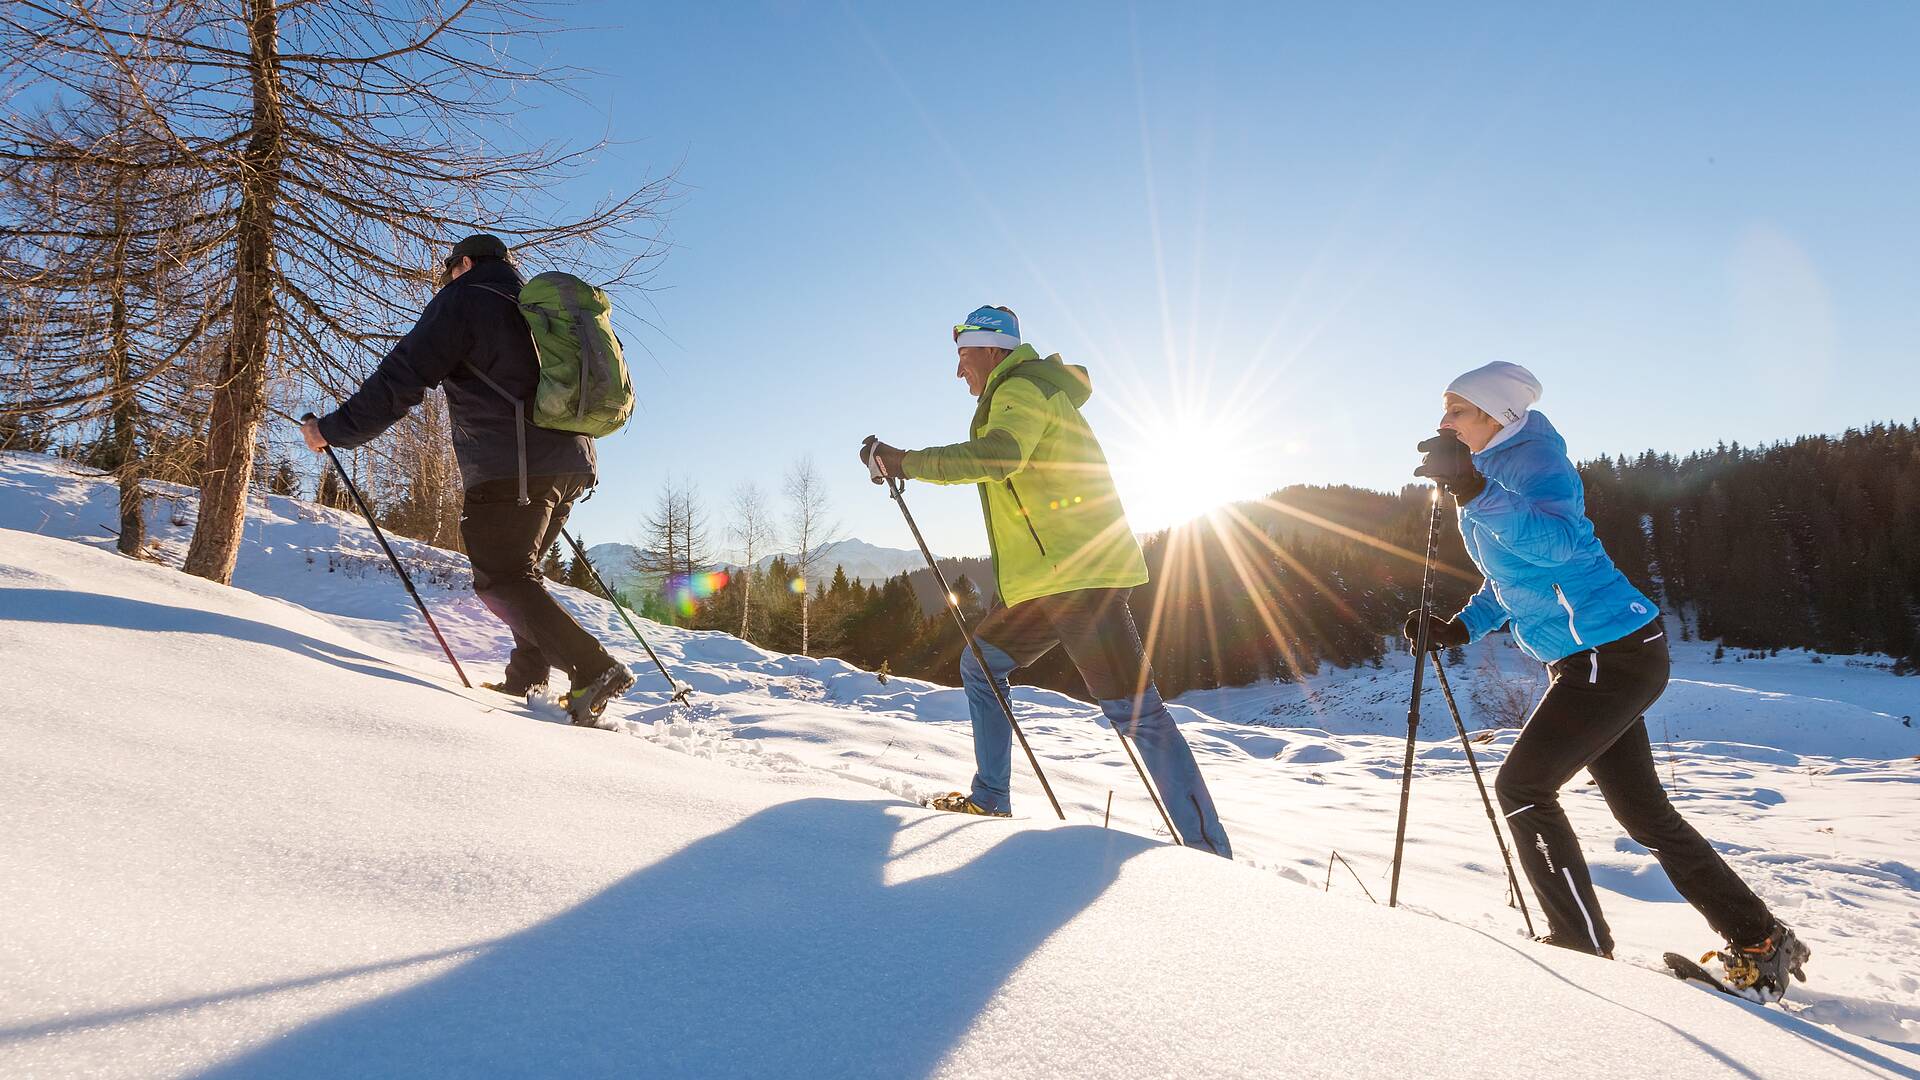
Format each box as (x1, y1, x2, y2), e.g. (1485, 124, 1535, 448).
(443, 257, 524, 295)
(1473, 409, 1563, 464)
(990, 344, 1092, 408)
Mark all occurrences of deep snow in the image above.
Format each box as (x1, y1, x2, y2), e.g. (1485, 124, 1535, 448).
(2, 451, 1916, 1078)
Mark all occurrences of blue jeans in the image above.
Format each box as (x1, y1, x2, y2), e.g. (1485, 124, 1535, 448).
(958, 589, 1231, 858)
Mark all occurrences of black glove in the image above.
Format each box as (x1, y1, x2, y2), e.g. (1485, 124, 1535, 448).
(859, 435, 906, 484)
(1414, 430, 1486, 502)
(1402, 610, 1470, 653)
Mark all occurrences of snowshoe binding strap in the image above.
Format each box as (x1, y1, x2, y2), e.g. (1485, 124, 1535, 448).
(926, 792, 1011, 817)
(1708, 923, 1810, 998)
(1710, 948, 1763, 991)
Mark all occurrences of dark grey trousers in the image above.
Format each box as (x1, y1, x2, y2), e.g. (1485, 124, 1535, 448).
(461, 473, 613, 689)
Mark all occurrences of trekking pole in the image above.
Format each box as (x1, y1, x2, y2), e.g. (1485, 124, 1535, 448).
(559, 528, 691, 705)
(301, 414, 470, 688)
(1430, 656, 1535, 935)
(1389, 484, 1444, 906)
(864, 439, 1065, 821)
(1114, 702, 1182, 843)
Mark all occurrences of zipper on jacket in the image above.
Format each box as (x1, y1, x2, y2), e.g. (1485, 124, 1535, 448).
(1553, 583, 1584, 646)
(1004, 479, 1048, 557)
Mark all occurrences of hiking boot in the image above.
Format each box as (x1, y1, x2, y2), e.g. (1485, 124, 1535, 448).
(566, 665, 636, 726)
(924, 792, 1011, 818)
(1712, 921, 1810, 1003)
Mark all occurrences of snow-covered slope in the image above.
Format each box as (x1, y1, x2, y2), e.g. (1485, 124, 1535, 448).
(1174, 633, 1917, 760)
(3, 452, 1917, 1078)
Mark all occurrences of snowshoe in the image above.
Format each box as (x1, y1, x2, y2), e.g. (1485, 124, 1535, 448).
(1534, 934, 1611, 960)
(923, 792, 1011, 818)
(481, 679, 548, 700)
(1707, 921, 1810, 1003)
(566, 665, 636, 727)
(1663, 952, 1744, 1000)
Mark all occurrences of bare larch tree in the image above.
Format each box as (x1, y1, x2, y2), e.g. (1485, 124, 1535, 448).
(638, 475, 709, 587)
(0, 0, 670, 583)
(0, 81, 224, 555)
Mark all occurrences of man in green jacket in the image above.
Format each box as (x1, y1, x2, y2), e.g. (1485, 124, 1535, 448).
(863, 305, 1231, 856)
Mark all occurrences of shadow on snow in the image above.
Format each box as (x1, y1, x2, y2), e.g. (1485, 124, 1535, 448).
(1, 588, 456, 697)
(190, 798, 1154, 1078)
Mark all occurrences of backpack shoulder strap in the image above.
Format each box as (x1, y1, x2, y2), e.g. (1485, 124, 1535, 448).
(455, 284, 533, 506)
(464, 282, 521, 304)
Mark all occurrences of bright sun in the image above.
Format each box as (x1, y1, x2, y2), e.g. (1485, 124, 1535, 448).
(1117, 407, 1266, 531)
(1097, 340, 1289, 533)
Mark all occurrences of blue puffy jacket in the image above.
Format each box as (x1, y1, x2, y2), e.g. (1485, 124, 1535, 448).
(1452, 412, 1658, 663)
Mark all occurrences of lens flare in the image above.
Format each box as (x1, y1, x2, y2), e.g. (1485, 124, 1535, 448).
(665, 569, 730, 618)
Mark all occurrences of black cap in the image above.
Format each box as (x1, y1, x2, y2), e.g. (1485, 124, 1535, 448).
(449, 233, 508, 262)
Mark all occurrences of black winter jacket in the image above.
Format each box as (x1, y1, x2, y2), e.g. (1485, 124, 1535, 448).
(316, 259, 595, 491)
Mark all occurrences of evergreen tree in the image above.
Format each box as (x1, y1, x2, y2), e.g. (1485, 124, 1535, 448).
(818, 421, 1920, 691)
(806, 564, 858, 659)
(566, 538, 605, 597)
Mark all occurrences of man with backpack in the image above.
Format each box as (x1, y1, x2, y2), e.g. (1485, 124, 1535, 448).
(301, 233, 635, 724)
(861, 306, 1232, 856)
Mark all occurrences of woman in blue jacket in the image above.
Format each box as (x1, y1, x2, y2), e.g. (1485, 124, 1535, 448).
(1405, 361, 1809, 1001)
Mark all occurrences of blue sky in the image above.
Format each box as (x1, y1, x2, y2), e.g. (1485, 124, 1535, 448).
(530, 2, 1919, 560)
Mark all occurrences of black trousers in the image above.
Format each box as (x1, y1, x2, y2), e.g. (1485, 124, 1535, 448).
(460, 473, 613, 689)
(1495, 624, 1773, 956)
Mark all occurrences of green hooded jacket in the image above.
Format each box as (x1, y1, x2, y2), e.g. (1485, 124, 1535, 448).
(903, 344, 1148, 606)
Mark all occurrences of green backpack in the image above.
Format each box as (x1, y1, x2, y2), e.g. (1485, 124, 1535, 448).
(465, 272, 634, 505)
(472, 272, 634, 437)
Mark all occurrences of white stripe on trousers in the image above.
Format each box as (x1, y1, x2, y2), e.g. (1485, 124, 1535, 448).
(1563, 866, 1602, 954)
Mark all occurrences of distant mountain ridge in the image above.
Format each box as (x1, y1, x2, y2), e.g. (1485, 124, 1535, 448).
(584, 542, 649, 594)
(583, 537, 981, 600)
(586, 541, 646, 574)
(749, 538, 936, 584)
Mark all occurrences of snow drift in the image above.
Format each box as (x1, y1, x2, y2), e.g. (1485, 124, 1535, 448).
(2, 452, 1916, 1078)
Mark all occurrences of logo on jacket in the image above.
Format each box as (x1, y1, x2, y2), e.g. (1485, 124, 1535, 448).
(1630, 602, 1647, 615)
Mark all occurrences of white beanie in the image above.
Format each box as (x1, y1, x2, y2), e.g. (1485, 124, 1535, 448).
(1447, 361, 1542, 427)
